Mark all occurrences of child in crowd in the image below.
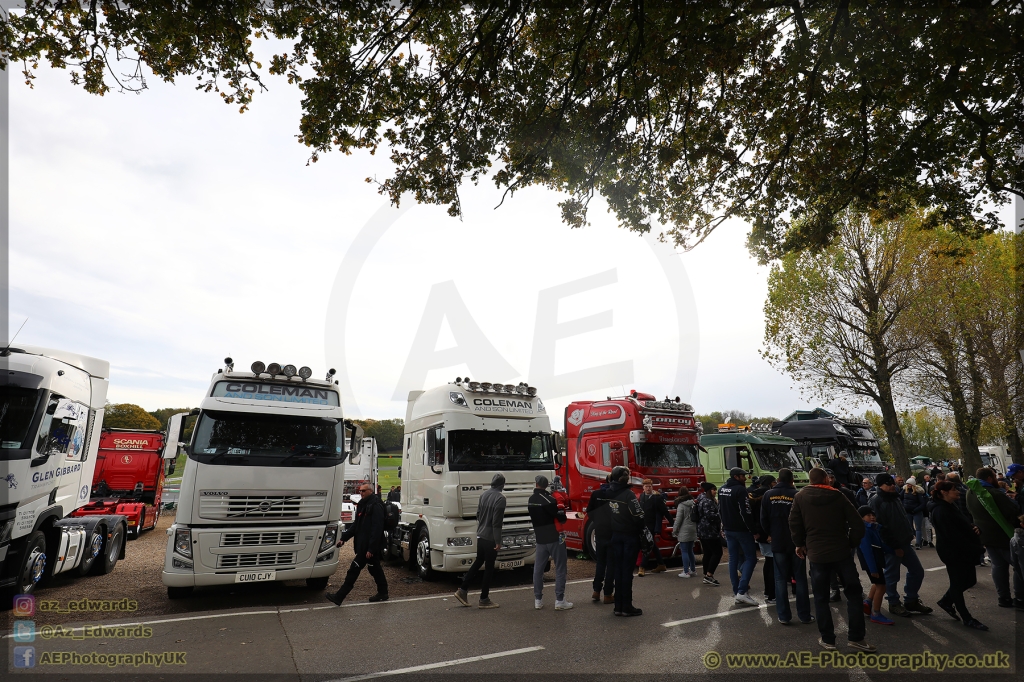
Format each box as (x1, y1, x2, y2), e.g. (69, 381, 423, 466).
(857, 505, 894, 625)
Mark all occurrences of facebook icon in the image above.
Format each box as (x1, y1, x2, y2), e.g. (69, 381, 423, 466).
(13, 646, 36, 668)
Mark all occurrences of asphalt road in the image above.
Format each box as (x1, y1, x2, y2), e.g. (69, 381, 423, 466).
(4, 551, 1020, 680)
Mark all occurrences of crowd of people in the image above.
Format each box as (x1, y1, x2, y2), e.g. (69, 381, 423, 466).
(327, 458, 1024, 653)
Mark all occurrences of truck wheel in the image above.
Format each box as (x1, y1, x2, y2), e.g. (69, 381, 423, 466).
(167, 586, 193, 599)
(130, 509, 145, 540)
(91, 523, 125, 575)
(584, 521, 598, 559)
(76, 529, 106, 576)
(414, 528, 435, 581)
(306, 576, 329, 590)
(14, 532, 48, 594)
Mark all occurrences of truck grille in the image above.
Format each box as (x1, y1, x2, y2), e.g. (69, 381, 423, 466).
(221, 532, 299, 547)
(218, 552, 296, 569)
(199, 493, 327, 520)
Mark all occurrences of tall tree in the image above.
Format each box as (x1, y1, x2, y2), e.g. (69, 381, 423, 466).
(2, 3, 1020, 258)
(103, 403, 162, 430)
(763, 209, 923, 477)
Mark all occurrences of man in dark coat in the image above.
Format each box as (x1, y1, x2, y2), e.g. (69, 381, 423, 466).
(790, 468, 873, 652)
(637, 479, 669, 574)
(966, 467, 1022, 608)
(868, 473, 931, 617)
(719, 467, 760, 606)
(587, 475, 616, 603)
(607, 466, 645, 616)
(761, 468, 812, 625)
(326, 482, 388, 605)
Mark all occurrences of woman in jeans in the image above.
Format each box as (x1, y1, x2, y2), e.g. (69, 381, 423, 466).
(928, 481, 988, 630)
(902, 478, 928, 548)
(694, 482, 723, 586)
(672, 486, 698, 578)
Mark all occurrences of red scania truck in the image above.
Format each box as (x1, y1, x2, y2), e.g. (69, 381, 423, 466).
(555, 391, 705, 559)
(69, 416, 185, 539)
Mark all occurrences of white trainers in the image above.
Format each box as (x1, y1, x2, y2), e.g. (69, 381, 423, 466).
(555, 600, 574, 610)
(734, 592, 758, 606)
(678, 571, 691, 578)
(535, 599, 543, 609)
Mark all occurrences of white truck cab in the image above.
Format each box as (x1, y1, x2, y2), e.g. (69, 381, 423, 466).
(161, 358, 352, 598)
(1, 346, 128, 601)
(387, 379, 556, 580)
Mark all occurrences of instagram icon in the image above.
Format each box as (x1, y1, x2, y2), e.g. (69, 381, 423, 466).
(12, 594, 35, 617)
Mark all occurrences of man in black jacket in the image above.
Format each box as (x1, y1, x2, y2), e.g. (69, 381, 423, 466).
(586, 475, 615, 603)
(326, 482, 388, 605)
(760, 469, 812, 625)
(868, 473, 931, 617)
(719, 467, 760, 606)
(529, 475, 572, 610)
(607, 466, 645, 616)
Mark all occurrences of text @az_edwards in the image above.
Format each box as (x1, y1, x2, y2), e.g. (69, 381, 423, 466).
(29, 651, 186, 668)
(702, 650, 1011, 672)
(38, 598, 138, 613)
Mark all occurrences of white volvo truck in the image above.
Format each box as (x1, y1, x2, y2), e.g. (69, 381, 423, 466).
(0, 346, 128, 604)
(386, 379, 556, 580)
(161, 358, 354, 599)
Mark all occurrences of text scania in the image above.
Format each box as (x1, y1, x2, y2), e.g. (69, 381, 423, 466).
(472, 398, 534, 414)
(33, 464, 82, 483)
(113, 439, 152, 449)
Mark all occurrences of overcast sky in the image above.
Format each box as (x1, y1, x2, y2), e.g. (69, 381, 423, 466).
(8, 58, 1017, 427)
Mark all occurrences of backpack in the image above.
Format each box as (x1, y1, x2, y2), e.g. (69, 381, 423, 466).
(383, 501, 400, 531)
(690, 498, 702, 524)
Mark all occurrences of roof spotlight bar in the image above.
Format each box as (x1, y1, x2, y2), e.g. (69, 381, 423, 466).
(452, 377, 537, 396)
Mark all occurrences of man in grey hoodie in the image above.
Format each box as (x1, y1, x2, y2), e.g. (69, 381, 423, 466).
(454, 473, 507, 608)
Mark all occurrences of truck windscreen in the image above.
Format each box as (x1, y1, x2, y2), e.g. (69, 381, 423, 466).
(633, 443, 700, 468)
(752, 445, 802, 472)
(0, 386, 43, 460)
(849, 448, 884, 467)
(448, 431, 552, 471)
(190, 410, 344, 467)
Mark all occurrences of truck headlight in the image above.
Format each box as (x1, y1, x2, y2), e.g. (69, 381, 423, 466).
(174, 528, 192, 558)
(446, 537, 473, 547)
(172, 557, 193, 569)
(527, 533, 536, 545)
(321, 523, 339, 551)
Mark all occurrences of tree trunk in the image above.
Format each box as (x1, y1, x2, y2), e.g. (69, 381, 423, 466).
(874, 380, 910, 478)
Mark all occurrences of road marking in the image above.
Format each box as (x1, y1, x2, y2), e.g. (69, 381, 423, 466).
(3, 579, 595, 638)
(925, 566, 945, 572)
(662, 603, 769, 628)
(323, 645, 545, 682)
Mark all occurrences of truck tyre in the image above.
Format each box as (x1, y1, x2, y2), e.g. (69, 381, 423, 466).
(167, 586, 193, 599)
(414, 527, 435, 581)
(91, 523, 125, 575)
(76, 528, 106, 576)
(584, 521, 599, 559)
(306, 576, 329, 590)
(13, 531, 48, 595)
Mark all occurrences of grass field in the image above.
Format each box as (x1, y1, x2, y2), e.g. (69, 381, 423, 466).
(377, 454, 402, 492)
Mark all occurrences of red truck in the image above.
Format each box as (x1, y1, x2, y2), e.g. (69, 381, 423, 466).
(69, 420, 183, 539)
(555, 392, 705, 559)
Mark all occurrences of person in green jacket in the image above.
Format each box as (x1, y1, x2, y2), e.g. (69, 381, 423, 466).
(965, 467, 1022, 608)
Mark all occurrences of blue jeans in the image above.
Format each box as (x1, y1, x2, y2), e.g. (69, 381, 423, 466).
(679, 541, 696, 574)
(911, 513, 925, 546)
(724, 530, 758, 595)
(883, 542, 924, 604)
(772, 548, 811, 623)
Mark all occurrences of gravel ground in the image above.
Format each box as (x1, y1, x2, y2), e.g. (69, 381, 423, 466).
(24, 514, 619, 627)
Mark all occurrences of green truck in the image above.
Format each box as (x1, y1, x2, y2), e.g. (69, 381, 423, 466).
(699, 426, 809, 488)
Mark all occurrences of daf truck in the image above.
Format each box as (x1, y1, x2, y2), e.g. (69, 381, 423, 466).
(556, 391, 705, 559)
(161, 358, 354, 599)
(775, 408, 887, 479)
(0, 346, 128, 604)
(385, 378, 556, 580)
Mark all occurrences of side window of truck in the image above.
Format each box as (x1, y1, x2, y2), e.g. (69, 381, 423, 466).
(405, 436, 411, 458)
(426, 425, 446, 466)
(416, 432, 426, 465)
(35, 394, 89, 461)
(724, 447, 738, 470)
(601, 442, 611, 467)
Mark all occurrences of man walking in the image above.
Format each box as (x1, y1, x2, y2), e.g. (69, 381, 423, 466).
(587, 474, 616, 603)
(607, 466, 645, 616)
(790, 468, 874, 652)
(719, 467, 759, 606)
(761, 469, 813, 625)
(637, 479, 669, 575)
(326, 482, 389, 605)
(868, 473, 932, 617)
(529, 475, 573, 610)
(966, 467, 1023, 608)
(454, 473, 507, 609)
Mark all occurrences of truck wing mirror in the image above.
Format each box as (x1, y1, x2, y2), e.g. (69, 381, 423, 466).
(430, 463, 443, 475)
(553, 452, 563, 468)
(189, 408, 201, 416)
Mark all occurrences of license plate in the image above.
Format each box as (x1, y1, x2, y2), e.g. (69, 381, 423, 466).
(234, 571, 276, 583)
(498, 560, 524, 570)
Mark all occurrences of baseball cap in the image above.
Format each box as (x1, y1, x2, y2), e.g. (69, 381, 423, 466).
(1007, 463, 1024, 478)
(729, 467, 748, 478)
